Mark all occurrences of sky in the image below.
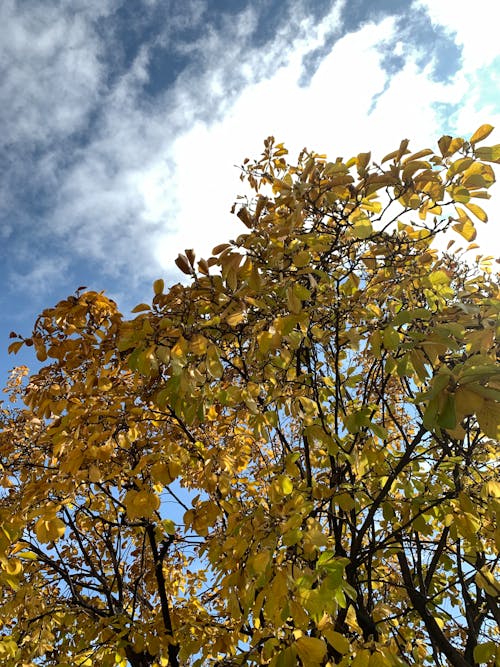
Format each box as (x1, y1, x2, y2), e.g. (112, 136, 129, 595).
(1, 0, 499, 382)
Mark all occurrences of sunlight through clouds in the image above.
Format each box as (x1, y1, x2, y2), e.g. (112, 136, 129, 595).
(151, 6, 499, 270)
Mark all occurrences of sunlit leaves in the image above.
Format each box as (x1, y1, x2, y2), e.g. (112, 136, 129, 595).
(1, 130, 499, 667)
(294, 635, 327, 665)
(34, 514, 66, 543)
(350, 212, 373, 239)
(469, 123, 495, 145)
(123, 489, 161, 520)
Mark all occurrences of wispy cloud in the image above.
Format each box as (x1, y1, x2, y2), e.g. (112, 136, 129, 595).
(1, 0, 498, 312)
(0, 0, 112, 148)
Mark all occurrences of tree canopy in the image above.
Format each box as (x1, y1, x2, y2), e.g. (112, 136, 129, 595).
(1, 127, 500, 667)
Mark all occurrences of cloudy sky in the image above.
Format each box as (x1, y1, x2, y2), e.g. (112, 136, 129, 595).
(1, 0, 499, 380)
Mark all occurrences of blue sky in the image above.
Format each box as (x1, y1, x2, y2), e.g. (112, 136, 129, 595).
(1, 0, 499, 381)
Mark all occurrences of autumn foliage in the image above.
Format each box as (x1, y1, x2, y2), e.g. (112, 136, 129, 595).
(1, 127, 500, 667)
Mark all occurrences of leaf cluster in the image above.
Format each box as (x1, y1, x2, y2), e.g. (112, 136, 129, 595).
(1, 128, 499, 666)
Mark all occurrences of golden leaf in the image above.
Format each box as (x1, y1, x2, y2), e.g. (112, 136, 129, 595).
(469, 123, 494, 144)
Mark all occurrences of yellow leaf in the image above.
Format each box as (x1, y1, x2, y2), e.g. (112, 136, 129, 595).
(162, 518, 176, 535)
(336, 492, 355, 511)
(428, 270, 450, 287)
(123, 489, 160, 520)
(190, 500, 220, 536)
(249, 550, 270, 574)
(475, 569, 500, 597)
(454, 386, 485, 417)
(3, 559, 22, 576)
(351, 649, 371, 666)
(402, 148, 433, 162)
(476, 400, 500, 439)
(280, 475, 293, 495)
(150, 461, 171, 485)
(171, 337, 187, 367)
(97, 377, 113, 391)
(439, 136, 463, 157)
(293, 250, 311, 268)
(226, 310, 246, 327)
(402, 159, 430, 180)
(484, 481, 500, 498)
(131, 303, 151, 313)
(350, 211, 373, 239)
(369, 651, 388, 667)
(323, 629, 350, 654)
(462, 161, 496, 187)
(295, 636, 327, 665)
(153, 278, 164, 295)
(35, 516, 66, 543)
(34, 340, 48, 362)
(464, 201, 487, 222)
(453, 220, 476, 242)
(88, 464, 101, 483)
(189, 334, 208, 355)
(356, 151, 371, 174)
(469, 124, 494, 144)
(206, 345, 224, 379)
(448, 159, 474, 178)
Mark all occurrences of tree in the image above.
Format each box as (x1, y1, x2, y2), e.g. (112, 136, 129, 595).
(1, 127, 499, 667)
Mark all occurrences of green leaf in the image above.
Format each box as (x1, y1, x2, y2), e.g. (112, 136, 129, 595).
(352, 215, 373, 239)
(429, 270, 450, 287)
(273, 646, 297, 667)
(423, 396, 440, 430)
(477, 401, 500, 439)
(474, 144, 500, 163)
(473, 642, 496, 664)
(392, 307, 431, 326)
(293, 250, 311, 268)
(161, 519, 176, 535)
(383, 326, 400, 350)
(437, 393, 456, 429)
(370, 422, 388, 440)
(206, 345, 224, 379)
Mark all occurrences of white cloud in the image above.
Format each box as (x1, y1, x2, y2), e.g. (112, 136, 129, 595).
(415, 0, 500, 71)
(3, 0, 499, 305)
(40, 0, 351, 278)
(0, 0, 112, 147)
